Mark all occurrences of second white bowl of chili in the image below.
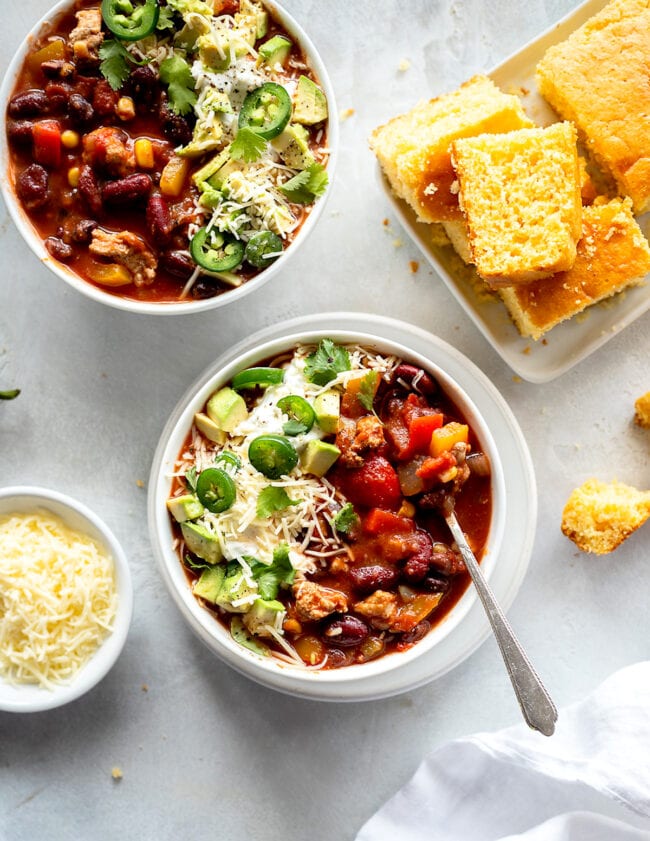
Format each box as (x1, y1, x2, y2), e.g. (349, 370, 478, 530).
(1, 0, 337, 314)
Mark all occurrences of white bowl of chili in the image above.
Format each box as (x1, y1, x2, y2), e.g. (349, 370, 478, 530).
(148, 313, 536, 702)
(0, 486, 133, 713)
(0, 0, 337, 314)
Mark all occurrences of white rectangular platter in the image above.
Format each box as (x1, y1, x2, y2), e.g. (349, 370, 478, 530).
(381, 0, 649, 384)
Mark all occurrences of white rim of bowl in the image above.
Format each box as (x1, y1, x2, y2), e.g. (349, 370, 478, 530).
(0, 0, 339, 315)
(148, 321, 512, 699)
(0, 485, 133, 713)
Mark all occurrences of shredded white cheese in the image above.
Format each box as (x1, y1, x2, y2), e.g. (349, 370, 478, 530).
(0, 511, 118, 689)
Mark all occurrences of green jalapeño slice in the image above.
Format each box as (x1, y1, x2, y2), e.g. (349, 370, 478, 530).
(190, 227, 245, 272)
(196, 468, 236, 513)
(248, 434, 298, 479)
(239, 83, 292, 140)
(102, 0, 160, 41)
(277, 395, 316, 436)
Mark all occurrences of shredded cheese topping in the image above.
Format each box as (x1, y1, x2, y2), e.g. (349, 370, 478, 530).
(0, 511, 118, 689)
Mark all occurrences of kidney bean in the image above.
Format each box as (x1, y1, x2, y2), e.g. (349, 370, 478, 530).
(397, 620, 431, 649)
(393, 363, 437, 396)
(7, 120, 34, 147)
(44, 81, 72, 111)
(129, 65, 158, 100)
(322, 615, 369, 647)
(349, 565, 399, 594)
(92, 79, 118, 117)
(77, 165, 103, 216)
(8, 90, 48, 118)
(160, 102, 194, 146)
(45, 236, 73, 262)
(161, 250, 195, 280)
(191, 280, 220, 298)
(403, 530, 434, 582)
(41, 59, 75, 79)
(16, 164, 49, 211)
(70, 219, 98, 244)
(422, 571, 450, 594)
(68, 93, 94, 125)
(146, 193, 172, 242)
(102, 173, 152, 205)
(430, 543, 465, 576)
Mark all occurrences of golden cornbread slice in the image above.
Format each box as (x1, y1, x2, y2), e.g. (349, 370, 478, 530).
(451, 122, 582, 286)
(369, 75, 533, 223)
(536, 0, 650, 214)
(634, 392, 650, 428)
(561, 478, 650, 554)
(499, 198, 650, 340)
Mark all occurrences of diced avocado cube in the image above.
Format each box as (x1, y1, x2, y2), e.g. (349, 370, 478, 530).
(292, 76, 328, 125)
(206, 387, 248, 433)
(167, 494, 205, 523)
(192, 147, 232, 187)
(258, 35, 291, 66)
(300, 439, 340, 477)
(236, 0, 268, 41)
(194, 412, 227, 444)
(231, 616, 270, 656)
(193, 565, 226, 603)
(197, 32, 231, 72)
(243, 598, 284, 636)
(215, 561, 258, 613)
(271, 124, 315, 170)
(181, 522, 223, 564)
(313, 390, 340, 434)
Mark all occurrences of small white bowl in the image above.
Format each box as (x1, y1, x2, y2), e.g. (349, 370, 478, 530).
(0, 0, 338, 316)
(148, 316, 533, 701)
(0, 486, 133, 713)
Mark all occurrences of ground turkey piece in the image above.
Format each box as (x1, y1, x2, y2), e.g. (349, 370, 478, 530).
(336, 415, 386, 468)
(89, 229, 157, 286)
(69, 8, 104, 64)
(83, 128, 135, 177)
(353, 590, 399, 630)
(292, 580, 348, 621)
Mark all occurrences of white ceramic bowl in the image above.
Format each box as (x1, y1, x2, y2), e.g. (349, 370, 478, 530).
(0, 486, 133, 713)
(0, 0, 338, 315)
(148, 314, 535, 701)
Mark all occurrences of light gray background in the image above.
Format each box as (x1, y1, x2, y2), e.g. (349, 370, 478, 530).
(1, 1, 649, 839)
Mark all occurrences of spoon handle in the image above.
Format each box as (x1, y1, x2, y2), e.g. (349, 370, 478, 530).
(445, 512, 558, 737)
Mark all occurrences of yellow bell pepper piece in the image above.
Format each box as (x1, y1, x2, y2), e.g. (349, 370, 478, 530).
(160, 156, 190, 197)
(429, 422, 469, 457)
(27, 39, 65, 73)
(134, 138, 155, 169)
(86, 262, 132, 287)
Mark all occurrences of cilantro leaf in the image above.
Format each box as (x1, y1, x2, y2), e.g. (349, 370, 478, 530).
(160, 55, 197, 116)
(99, 40, 132, 91)
(230, 127, 267, 163)
(185, 466, 198, 494)
(283, 419, 307, 436)
(332, 503, 358, 534)
(156, 5, 176, 30)
(0, 388, 20, 400)
(256, 486, 297, 519)
(251, 543, 295, 600)
(279, 163, 329, 204)
(358, 371, 379, 412)
(304, 339, 351, 386)
(183, 553, 211, 571)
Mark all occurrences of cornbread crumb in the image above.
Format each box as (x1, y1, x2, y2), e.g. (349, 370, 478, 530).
(370, 74, 533, 223)
(409, 261, 419, 273)
(634, 392, 650, 428)
(536, 0, 650, 214)
(512, 376, 522, 383)
(111, 767, 123, 780)
(135, 479, 145, 488)
(339, 107, 355, 122)
(562, 478, 650, 554)
(393, 239, 403, 248)
(398, 58, 411, 72)
(141, 683, 149, 692)
(499, 198, 650, 340)
(451, 122, 582, 286)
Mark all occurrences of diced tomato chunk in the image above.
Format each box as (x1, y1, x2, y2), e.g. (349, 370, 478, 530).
(32, 120, 61, 168)
(332, 453, 402, 511)
(363, 508, 415, 536)
(415, 451, 456, 481)
(407, 413, 443, 454)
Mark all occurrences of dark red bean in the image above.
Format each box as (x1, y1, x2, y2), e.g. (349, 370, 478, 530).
(422, 571, 450, 593)
(92, 80, 118, 117)
(146, 193, 172, 242)
(68, 93, 94, 125)
(45, 236, 73, 262)
(393, 363, 437, 396)
(129, 65, 158, 100)
(70, 219, 98, 244)
(41, 59, 75, 79)
(44, 81, 72, 111)
(397, 620, 431, 649)
(349, 565, 399, 594)
(77, 165, 103, 216)
(322, 615, 369, 647)
(16, 164, 49, 211)
(8, 90, 48, 118)
(191, 279, 220, 299)
(403, 530, 433, 583)
(102, 173, 152, 205)
(7, 120, 34, 147)
(161, 250, 195, 280)
(160, 102, 194, 146)
(430, 543, 465, 576)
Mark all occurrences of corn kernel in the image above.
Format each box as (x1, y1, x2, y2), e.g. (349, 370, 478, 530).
(134, 137, 154, 169)
(397, 500, 416, 519)
(116, 96, 136, 121)
(60, 130, 80, 149)
(160, 156, 190, 197)
(67, 166, 80, 188)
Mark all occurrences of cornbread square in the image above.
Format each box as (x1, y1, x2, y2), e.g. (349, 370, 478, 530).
(561, 478, 650, 554)
(369, 75, 533, 223)
(536, 0, 650, 214)
(634, 392, 650, 428)
(499, 198, 650, 340)
(451, 122, 582, 286)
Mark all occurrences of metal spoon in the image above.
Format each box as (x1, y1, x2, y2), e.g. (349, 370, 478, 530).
(445, 508, 558, 737)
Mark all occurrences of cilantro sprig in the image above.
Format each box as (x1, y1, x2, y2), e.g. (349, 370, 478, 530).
(99, 40, 133, 91)
(358, 371, 379, 412)
(279, 163, 328, 204)
(230, 127, 267, 163)
(304, 339, 351, 386)
(160, 54, 197, 116)
(250, 544, 295, 600)
(256, 486, 297, 519)
(332, 503, 358, 535)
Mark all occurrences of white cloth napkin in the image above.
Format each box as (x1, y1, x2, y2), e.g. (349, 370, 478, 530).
(356, 662, 650, 841)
